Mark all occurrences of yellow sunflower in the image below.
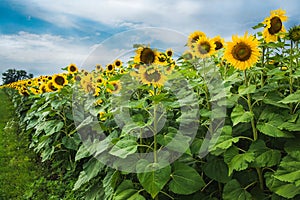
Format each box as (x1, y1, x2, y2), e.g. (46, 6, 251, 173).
(212, 36, 225, 51)
(67, 63, 78, 74)
(263, 9, 288, 43)
(182, 50, 195, 60)
(134, 47, 159, 65)
(223, 32, 260, 70)
(165, 48, 173, 57)
(106, 80, 121, 94)
(157, 52, 168, 66)
(114, 59, 122, 68)
(139, 65, 166, 88)
(95, 64, 103, 72)
(52, 74, 68, 88)
(193, 36, 216, 58)
(106, 64, 115, 73)
(46, 80, 58, 92)
(187, 31, 206, 48)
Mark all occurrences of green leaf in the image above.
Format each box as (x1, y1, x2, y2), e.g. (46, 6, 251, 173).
(73, 158, 104, 190)
(157, 128, 191, 153)
(203, 156, 231, 183)
(228, 152, 255, 176)
(257, 122, 294, 138)
(43, 120, 64, 136)
(209, 126, 239, 156)
(231, 104, 253, 126)
(249, 140, 281, 167)
(109, 136, 138, 158)
(75, 143, 92, 161)
(169, 162, 205, 195)
(137, 159, 171, 199)
(265, 172, 300, 199)
(238, 85, 256, 95)
(273, 154, 300, 187)
(62, 133, 81, 150)
(252, 22, 264, 29)
(222, 179, 252, 200)
(279, 121, 300, 132)
(114, 180, 145, 200)
(279, 91, 300, 104)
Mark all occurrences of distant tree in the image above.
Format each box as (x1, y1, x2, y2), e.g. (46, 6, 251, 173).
(2, 69, 33, 84)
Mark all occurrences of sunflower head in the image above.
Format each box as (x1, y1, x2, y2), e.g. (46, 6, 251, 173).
(187, 31, 206, 48)
(182, 50, 194, 60)
(263, 9, 288, 43)
(288, 25, 300, 42)
(53, 74, 68, 88)
(67, 63, 78, 74)
(139, 64, 166, 88)
(114, 59, 122, 68)
(106, 81, 121, 94)
(134, 47, 158, 65)
(212, 36, 225, 51)
(165, 48, 173, 57)
(223, 32, 260, 70)
(106, 64, 115, 73)
(95, 64, 103, 72)
(193, 37, 216, 58)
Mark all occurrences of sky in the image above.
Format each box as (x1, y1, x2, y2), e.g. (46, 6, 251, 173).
(0, 0, 299, 83)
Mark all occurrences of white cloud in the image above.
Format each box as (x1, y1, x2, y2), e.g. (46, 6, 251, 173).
(0, 31, 90, 78)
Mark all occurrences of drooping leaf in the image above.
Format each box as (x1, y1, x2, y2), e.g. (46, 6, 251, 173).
(228, 152, 255, 176)
(137, 159, 171, 199)
(109, 136, 138, 158)
(265, 172, 300, 199)
(222, 179, 252, 200)
(238, 85, 256, 95)
(279, 91, 300, 104)
(203, 156, 231, 183)
(73, 158, 104, 190)
(231, 104, 253, 126)
(169, 162, 205, 195)
(257, 122, 294, 138)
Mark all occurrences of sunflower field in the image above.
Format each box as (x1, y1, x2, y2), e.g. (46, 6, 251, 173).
(1, 9, 300, 199)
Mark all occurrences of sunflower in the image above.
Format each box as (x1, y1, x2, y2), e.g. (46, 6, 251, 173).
(95, 64, 103, 72)
(114, 59, 122, 68)
(212, 36, 225, 51)
(223, 32, 260, 70)
(106, 64, 115, 73)
(193, 36, 216, 58)
(139, 65, 166, 88)
(182, 50, 195, 60)
(157, 52, 168, 66)
(46, 81, 58, 92)
(52, 74, 68, 88)
(67, 63, 78, 74)
(134, 47, 158, 65)
(263, 9, 288, 43)
(106, 80, 121, 94)
(288, 25, 300, 42)
(187, 31, 206, 48)
(96, 76, 106, 86)
(165, 48, 174, 57)
(81, 80, 100, 96)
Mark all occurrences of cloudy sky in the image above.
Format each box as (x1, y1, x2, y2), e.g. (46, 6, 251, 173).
(0, 0, 299, 83)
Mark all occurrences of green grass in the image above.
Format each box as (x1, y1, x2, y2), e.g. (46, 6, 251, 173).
(0, 89, 43, 199)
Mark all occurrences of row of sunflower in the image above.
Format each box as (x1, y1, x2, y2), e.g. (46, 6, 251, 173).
(2, 8, 300, 199)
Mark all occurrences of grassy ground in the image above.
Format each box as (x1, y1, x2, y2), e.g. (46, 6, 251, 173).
(0, 89, 42, 199)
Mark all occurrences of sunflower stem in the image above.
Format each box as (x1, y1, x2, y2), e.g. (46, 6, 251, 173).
(153, 88, 158, 163)
(244, 70, 258, 141)
(289, 40, 294, 114)
(261, 45, 266, 87)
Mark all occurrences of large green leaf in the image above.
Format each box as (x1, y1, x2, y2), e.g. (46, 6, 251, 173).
(73, 158, 104, 190)
(169, 162, 205, 195)
(137, 159, 171, 199)
(265, 172, 300, 199)
(203, 156, 231, 183)
(231, 104, 253, 126)
(249, 140, 281, 167)
(257, 122, 294, 138)
(109, 136, 138, 158)
(209, 126, 239, 156)
(113, 180, 145, 200)
(279, 91, 300, 104)
(222, 179, 252, 200)
(238, 85, 256, 95)
(228, 152, 255, 176)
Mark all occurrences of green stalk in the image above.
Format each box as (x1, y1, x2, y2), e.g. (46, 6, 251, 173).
(244, 70, 263, 190)
(153, 88, 158, 163)
(244, 70, 257, 141)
